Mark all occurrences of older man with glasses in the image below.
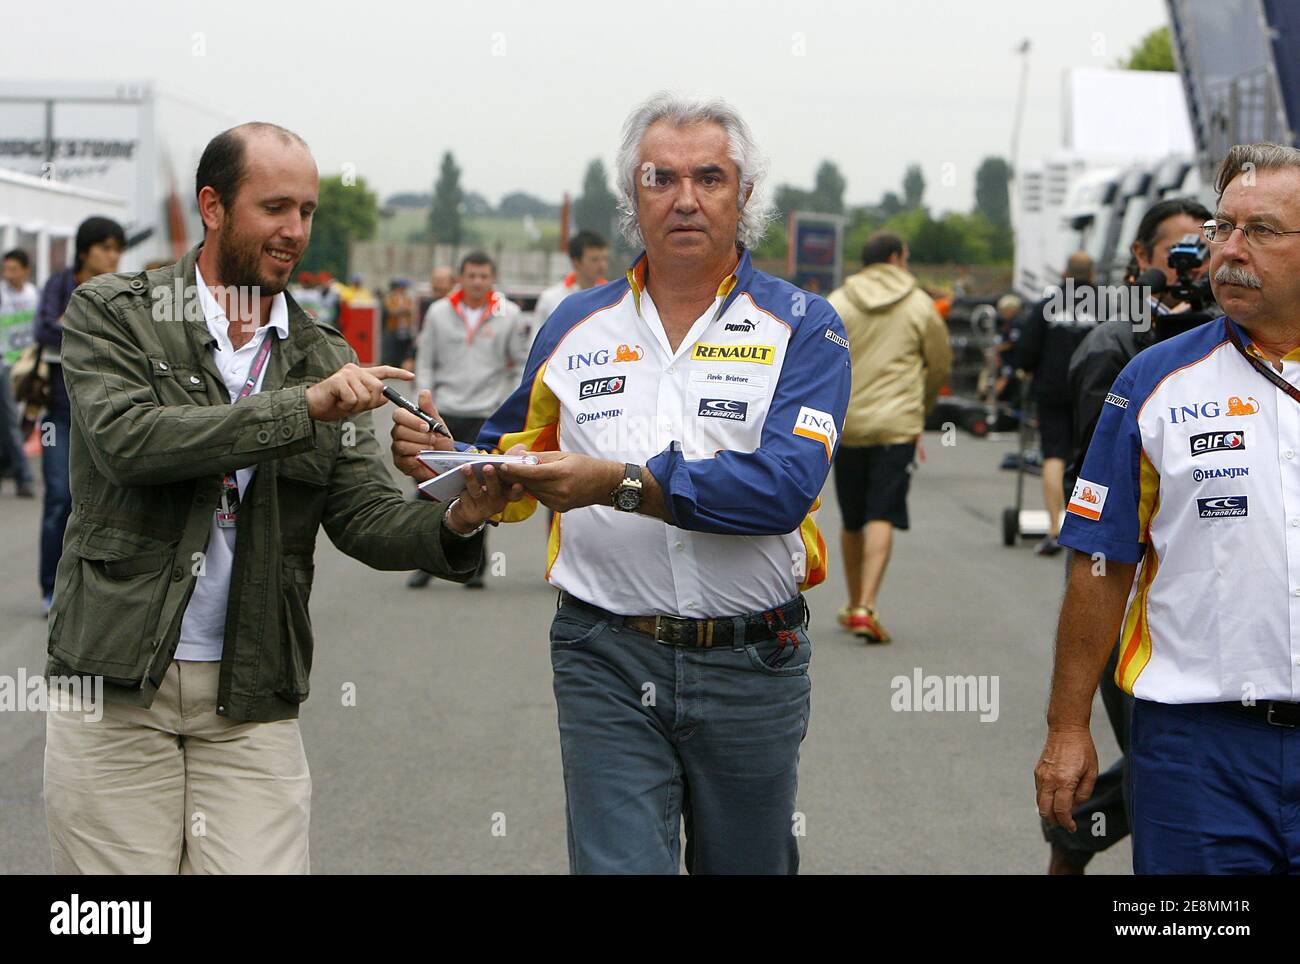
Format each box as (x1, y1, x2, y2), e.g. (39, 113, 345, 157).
(392, 93, 850, 874)
(1035, 142, 1300, 874)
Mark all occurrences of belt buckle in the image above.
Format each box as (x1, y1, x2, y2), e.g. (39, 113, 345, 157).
(1267, 703, 1298, 728)
(652, 615, 673, 646)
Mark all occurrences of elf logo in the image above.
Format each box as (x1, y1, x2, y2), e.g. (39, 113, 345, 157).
(1189, 430, 1245, 456)
(578, 376, 626, 400)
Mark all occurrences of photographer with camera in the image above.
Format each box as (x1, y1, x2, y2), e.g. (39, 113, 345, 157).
(1038, 196, 1214, 874)
(1068, 198, 1216, 473)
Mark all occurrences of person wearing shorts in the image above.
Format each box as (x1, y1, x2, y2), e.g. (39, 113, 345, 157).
(827, 232, 951, 643)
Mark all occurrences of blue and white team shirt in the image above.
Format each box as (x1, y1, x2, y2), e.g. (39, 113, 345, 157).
(1061, 315, 1300, 703)
(476, 248, 851, 618)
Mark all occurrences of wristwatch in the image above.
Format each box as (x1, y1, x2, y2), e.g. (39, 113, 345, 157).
(442, 497, 487, 539)
(611, 463, 644, 513)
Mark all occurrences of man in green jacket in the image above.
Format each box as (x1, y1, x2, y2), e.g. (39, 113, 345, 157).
(43, 122, 520, 874)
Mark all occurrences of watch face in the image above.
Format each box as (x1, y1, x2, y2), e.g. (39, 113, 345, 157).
(615, 489, 640, 512)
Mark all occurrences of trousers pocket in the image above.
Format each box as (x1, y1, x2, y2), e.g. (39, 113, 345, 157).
(277, 558, 315, 702)
(549, 609, 607, 649)
(742, 630, 812, 677)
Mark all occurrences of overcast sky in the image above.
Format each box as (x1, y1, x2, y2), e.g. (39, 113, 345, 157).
(8, 0, 1167, 215)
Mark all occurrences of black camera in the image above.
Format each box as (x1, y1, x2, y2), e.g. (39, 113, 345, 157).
(1165, 233, 1214, 310)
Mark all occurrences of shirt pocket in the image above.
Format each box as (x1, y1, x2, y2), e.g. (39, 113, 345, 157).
(146, 353, 209, 401)
(684, 373, 769, 457)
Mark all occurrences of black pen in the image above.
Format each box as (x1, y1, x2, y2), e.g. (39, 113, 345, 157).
(382, 386, 453, 439)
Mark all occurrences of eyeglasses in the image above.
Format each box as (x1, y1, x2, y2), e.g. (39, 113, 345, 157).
(1202, 218, 1300, 246)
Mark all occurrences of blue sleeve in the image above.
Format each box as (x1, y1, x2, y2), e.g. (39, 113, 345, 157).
(35, 272, 72, 350)
(1057, 368, 1148, 563)
(646, 300, 852, 535)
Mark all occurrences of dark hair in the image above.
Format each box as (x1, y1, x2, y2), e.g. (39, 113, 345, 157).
(74, 216, 126, 270)
(568, 230, 607, 263)
(1124, 196, 1212, 282)
(861, 231, 905, 267)
(2, 248, 29, 269)
(459, 250, 495, 274)
(195, 121, 309, 211)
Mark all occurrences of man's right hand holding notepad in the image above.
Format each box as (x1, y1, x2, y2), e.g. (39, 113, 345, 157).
(387, 388, 529, 527)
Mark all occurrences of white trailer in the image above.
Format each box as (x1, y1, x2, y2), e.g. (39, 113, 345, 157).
(0, 167, 128, 285)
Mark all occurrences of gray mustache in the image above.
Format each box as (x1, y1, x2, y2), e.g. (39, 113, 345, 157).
(1214, 265, 1263, 289)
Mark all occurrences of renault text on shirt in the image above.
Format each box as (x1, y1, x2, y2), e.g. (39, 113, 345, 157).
(476, 249, 852, 618)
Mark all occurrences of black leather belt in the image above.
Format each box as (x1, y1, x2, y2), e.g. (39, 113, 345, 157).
(558, 592, 807, 648)
(1218, 699, 1300, 728)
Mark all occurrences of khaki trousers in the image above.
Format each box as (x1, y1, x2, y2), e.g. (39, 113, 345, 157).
(44, 659, 311, 874)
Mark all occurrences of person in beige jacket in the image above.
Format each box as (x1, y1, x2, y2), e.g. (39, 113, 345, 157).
(826, 232, 951, 642)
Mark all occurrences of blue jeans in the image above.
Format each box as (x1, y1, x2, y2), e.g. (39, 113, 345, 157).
(39, 392, 71, 598)
(1131, 699, 1300, 874)
(0, 364, 33, 485)
(549, 597, 812, 874)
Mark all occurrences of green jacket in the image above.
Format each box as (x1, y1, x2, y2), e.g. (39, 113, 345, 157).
(46, 245, 481, 722)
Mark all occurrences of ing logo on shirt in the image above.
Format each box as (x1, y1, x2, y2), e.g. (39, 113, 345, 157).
(564, 345, 645, 370)
(1225, 396, 1259, 416)
(1168, 395, 1259, 423)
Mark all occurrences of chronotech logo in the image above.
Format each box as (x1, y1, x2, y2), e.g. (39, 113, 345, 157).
(1197, 495, 1248, 518)
(697, 398, 749, 421)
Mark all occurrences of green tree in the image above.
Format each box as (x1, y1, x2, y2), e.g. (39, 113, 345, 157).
(812, 160, 846, 215)
(1122, 25, 1175, 71)
(574, 159, 619, 238)
(974, 157, 1012, 230)
(974, 156, 1014, 260)
(299, 174, 377, 279)
(841, 206, 883, 268)
(903, 164, 925, 209)
(878, 191, 904, 219)
(751, 218, 788, 262)
(429, 151, 464, 245)
(775, 185, 812, 218)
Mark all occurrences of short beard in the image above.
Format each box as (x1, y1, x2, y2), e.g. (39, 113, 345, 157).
(215, 212, 292, 298)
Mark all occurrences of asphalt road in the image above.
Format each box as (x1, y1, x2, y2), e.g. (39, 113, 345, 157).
(0, 415, 1128, 874)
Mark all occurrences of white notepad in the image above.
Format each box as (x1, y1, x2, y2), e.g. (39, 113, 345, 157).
(415, 451, 537, 502)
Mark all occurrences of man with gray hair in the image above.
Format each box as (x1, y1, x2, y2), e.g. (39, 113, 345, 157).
(1035, 143, 1300, 873)
(392, 92, 851, 873)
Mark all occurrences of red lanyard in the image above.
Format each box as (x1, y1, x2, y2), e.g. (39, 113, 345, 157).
(234, 332, 276, 401)
(215, 333, 276, 528)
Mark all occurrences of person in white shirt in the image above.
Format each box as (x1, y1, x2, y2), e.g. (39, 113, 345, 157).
(1037, 142, 1300, 874)
(529, 230, 608, 351)
(0, 248, 37, 495)
(411, 251, 528, 588)
(393, 93, 851, 874)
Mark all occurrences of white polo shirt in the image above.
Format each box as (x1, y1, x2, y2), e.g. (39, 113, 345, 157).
(1061, 315, 1300, 703)
(476, 250, 851, 618)
(175, 266, 290, 661)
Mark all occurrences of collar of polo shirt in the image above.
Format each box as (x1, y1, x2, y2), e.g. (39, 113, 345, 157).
(625, 251, 739, 320)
